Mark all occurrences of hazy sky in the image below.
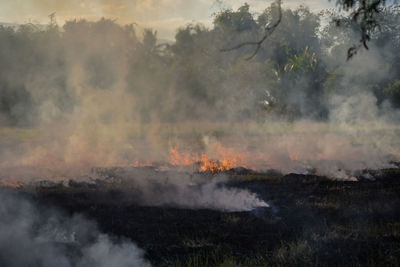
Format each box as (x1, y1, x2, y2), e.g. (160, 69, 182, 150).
(0, 0, 334, 39)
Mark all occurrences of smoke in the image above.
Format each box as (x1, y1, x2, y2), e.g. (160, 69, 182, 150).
(0, 189, 150, 267)
(0, 4, 399, 184)
(98, 167, 269, 211)
(0, 3, 399, 266)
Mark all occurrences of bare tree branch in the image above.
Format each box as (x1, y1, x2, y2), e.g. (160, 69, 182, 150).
(220, 0, 393, 61)
(220, 0, 282, 60)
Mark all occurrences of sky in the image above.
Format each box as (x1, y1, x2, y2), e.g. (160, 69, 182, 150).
(0, 0, 335, 39)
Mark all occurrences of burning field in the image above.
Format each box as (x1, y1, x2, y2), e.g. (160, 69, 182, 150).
(1, 0, 400, 266)
(1, 126, 400, 266)
(1, 164, 400, 266)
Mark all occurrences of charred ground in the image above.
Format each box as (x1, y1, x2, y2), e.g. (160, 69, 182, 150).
(10, 167, 400, 266)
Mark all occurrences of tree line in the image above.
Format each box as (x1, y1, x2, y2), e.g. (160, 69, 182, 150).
(0, 3, 399, 125)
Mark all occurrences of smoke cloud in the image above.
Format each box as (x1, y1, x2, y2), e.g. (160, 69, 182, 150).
(0, 189, 150, 267)
(0, 3, 399, 186)
(93, 167, 269, 211)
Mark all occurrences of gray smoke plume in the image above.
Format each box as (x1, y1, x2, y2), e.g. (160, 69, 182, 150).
(0, 189, 150, 267)
(0, 5, 399, 185)
(108, 168, 270, 211)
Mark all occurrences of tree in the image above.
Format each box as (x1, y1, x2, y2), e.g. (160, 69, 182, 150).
(222, 0, 395, 60)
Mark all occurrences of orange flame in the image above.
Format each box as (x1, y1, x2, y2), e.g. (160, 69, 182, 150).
(169, 142, 247, 173)
(133, 159, 153, 167)
(289, 152, 300, 161)
(0, 180, 24, 189)
(169, 147, 198, 167)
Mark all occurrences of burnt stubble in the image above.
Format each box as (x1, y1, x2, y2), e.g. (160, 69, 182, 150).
(15, 167, 400, 266)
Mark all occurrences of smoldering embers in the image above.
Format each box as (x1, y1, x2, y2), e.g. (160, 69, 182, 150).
(0, 189, 150, 267)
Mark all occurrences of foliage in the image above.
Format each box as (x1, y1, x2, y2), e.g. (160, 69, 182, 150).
(0, 3, 398, 125)
(384, 80, 400, 108)
(333, 0, 390, 58)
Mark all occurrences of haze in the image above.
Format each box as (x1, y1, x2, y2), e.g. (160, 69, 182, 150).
(0, 0, 334, 39)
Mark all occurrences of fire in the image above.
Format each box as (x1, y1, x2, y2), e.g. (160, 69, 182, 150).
(169, 142, 247, 173)
(289, 152, 300, 161)
(199, 154, 236, 173)
(0, 180, 24, 189)
(169, 147, 198, 167)
(133, 160, 153, 167)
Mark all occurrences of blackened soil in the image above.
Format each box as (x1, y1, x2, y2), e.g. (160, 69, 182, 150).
(21, 169, 400, 266)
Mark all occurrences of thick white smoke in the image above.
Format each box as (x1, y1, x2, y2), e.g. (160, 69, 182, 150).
(0, 190, 151, 267)
(101, 168, 269, 212)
